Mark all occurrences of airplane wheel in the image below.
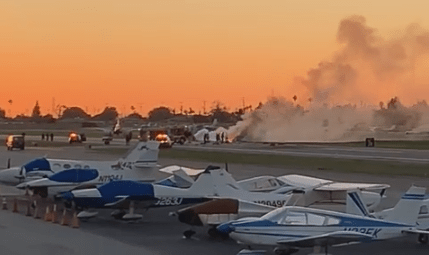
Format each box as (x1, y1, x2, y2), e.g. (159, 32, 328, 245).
(207, 227, 218, 238)
(207, 227, 228, 239)
(418, 234, 428, 244)
(111, 210, 126, 220)
(64, 201, 72, 209)
(274, 247, 299, 255)
(183, 230, 196, 239)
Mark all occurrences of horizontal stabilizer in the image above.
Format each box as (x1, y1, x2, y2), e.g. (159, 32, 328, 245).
(159, 165, 205, 176)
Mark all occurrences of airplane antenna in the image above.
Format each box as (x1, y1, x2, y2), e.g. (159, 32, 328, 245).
(225, 162, 228, 172)
(7, 158, 10, 169)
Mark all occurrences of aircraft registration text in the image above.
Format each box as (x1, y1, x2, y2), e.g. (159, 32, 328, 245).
(155, 197, 183, 206)
(98, 175, 123, 182)
(254, 200, 287, 207)
(343, 227, 382, 238)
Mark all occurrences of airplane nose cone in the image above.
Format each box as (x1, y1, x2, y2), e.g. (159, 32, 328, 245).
(217, 222, 235, 234)
(0, 167, 22, 185)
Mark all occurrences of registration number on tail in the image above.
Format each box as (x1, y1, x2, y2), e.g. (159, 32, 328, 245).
(155, 197, 183, 206)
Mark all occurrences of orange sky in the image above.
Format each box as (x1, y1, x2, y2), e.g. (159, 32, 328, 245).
(1, 1, 429, 117)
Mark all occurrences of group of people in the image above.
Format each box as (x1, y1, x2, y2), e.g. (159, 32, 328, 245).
(41, 133, 54, 141)
(203, 132, 228, 144)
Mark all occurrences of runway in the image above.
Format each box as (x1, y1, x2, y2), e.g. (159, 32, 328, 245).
(0, 145, 428, 254)
(177, 142, 429, 163)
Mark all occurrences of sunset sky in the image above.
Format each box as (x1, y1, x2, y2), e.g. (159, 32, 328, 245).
(1, 1, 429, 117)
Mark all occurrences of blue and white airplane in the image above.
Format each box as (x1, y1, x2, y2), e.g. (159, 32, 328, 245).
(60, 166, 292, 220)
(217, 186, 429, 255)
(0, 141, 162, 198)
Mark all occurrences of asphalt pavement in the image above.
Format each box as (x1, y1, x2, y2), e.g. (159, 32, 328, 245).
(0, 144, 429, 254)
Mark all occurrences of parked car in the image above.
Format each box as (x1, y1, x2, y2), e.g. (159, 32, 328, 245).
(6, 135, 25, 150)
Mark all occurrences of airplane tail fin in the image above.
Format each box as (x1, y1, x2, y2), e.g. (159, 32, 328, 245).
(121, 141, 159, 167)
(346, 190, 370, 217)
(384, 186, 426, 224)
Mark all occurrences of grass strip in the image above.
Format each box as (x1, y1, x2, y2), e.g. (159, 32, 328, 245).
(159, 149, 429, 178)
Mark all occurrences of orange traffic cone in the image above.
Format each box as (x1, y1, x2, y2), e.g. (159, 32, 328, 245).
(51, 204, 58, 223)
(60, 209, 68, 226)
(70, 211, 80, 228)
(44, 206, 52, 221)
(2, 197, 7, 210)
(12, 198, 18, 213)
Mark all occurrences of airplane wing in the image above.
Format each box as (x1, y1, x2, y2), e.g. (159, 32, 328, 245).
(159, 165, 205, 177)
(315, 183, 390, 191)
(277, 231, 373, 247)
(105, 195, 157, 208)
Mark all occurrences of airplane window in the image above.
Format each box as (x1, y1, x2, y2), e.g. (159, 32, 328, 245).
(419, 205, 428, 215)
(63, 164, 71, 169)
(281, 212, 307, 225)
(325, 216, 340, 225)
(307, 213, 325, 226)
(84, 165, 90, 169)
(269, 179, 278, 187)
(53, 163, 61, 170)
(74, 164, 82, 169)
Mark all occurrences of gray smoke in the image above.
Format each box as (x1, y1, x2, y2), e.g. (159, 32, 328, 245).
(227, 16, 429, 142)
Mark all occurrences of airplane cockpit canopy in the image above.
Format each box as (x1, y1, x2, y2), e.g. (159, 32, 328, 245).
(23, 158, 51, 174)
(262, 208, 340, 226)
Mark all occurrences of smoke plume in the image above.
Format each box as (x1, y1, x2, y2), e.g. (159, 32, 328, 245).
(228, 16, 429, 142)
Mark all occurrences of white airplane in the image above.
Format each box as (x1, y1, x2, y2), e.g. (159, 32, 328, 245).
(217, 186, 429, 255)
(238, 174, 389, 211)
(161, 166, 389, 210)
(0, 141, 162, 198)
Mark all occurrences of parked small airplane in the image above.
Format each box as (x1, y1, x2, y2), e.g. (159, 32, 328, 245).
(217, 186, 429, 255)
(161, 166, 389, 210)
(346, 187, 429, 244)
(0, 141, 161, 198)
(60, 166, 293, 222)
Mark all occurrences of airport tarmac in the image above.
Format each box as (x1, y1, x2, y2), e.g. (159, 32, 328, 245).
(178, 141, 429, 163)
(1, 145, 429, 254)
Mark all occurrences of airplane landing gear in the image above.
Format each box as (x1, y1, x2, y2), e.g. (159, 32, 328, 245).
(183, 229, 196, 239)
(122, 201, 143, 221)
(418, 233, 428, 244)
